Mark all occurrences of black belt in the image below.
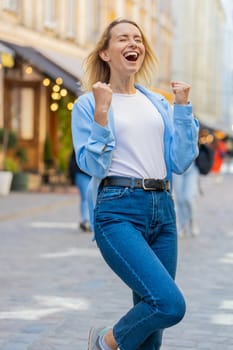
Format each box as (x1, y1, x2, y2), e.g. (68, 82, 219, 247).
(102, 176, 170, 192)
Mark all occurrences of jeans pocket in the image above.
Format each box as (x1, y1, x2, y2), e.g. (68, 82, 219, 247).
(97, 186, 128, 203)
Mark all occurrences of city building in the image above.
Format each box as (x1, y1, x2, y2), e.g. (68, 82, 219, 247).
(172, 0, 233, 134)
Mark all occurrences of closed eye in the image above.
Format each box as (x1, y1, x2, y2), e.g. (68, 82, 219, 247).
(117, 35, 143, 44)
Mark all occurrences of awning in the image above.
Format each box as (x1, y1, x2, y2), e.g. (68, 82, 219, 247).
(38, 48, 83, 82)
(0, 40, 82, 96)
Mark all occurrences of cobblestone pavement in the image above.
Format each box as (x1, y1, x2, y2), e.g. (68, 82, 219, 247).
(0, 174, 233, 350)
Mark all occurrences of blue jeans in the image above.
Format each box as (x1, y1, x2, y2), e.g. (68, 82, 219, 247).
(75, 172, 91, 222)
(94, 185, 186, 350)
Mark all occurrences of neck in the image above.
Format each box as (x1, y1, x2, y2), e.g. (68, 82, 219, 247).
(109, 76, 136, 94)
(112, 86, 136, 94)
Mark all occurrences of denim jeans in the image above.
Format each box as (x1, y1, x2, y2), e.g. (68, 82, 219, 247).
(75, 172, 91, 222)
(94, 185, 186, 350)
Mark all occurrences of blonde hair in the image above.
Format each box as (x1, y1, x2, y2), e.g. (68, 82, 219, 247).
(82, 18, 159, 91)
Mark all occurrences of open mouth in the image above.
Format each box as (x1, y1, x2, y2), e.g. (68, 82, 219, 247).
(123, 52, 139, 62)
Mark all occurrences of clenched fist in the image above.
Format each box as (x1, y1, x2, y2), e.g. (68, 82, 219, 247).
(93, 82, 112, 126)
(171, 81, 191, 105)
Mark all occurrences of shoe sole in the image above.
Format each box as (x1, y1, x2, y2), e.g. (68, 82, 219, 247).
(87, 327, 110, 350)
(87, 327, 98, 350)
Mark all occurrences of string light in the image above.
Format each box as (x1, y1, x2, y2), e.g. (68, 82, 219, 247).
(25, 66, 33, 74)
(56, 77, 63, 85)
(60, 88, 68, 97)
(52, 84, 60, 92)
(43, 78, 50, 86)
(43, 76, 74, 112)
(50, 103, 59, 111)
(67, 102, 73, 110)
(51, 92, 61, 100)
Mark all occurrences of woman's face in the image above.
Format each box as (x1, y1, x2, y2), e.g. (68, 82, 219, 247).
(100, 22, 146, 78)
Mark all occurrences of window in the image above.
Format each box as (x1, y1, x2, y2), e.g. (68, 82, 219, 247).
(44, 0, 56, 29)
(3, 0, 19, 12)
(9, 86, 36, 140)
(67, 0, 75, 38)
(86, 0, 101, 42)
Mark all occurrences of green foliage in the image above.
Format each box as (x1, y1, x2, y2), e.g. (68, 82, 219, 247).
(56, 94, 74, 173)
(0, 128, 27, 172)
(15, 147, 27, 164)
(4, 157, 19, 173)
(0, 128, 18, 149)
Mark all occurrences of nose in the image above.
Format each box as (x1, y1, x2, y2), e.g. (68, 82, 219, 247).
(128, 38, 138, 47)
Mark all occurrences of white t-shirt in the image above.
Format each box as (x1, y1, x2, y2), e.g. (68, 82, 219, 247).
(108, 89, 167, 179)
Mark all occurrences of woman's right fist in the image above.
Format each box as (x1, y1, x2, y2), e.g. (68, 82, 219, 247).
(93, 82, 112, 126)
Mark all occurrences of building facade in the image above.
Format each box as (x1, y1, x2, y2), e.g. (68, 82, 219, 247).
(172, 0, 232, 133)
(222, 0, 233, 132)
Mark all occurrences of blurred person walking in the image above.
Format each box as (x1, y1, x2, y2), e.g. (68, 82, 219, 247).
(173, 162, 200, 237)
(72, 18, 199, 350)
(173, 136, 214, 237)
(68, 150, 91, 232)
(210, 137, 227, 175)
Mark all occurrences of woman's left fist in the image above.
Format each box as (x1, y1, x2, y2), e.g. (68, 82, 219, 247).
(171, 81, 191, 105)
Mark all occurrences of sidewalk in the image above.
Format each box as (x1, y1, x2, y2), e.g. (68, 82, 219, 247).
(0, 174, 233, 349)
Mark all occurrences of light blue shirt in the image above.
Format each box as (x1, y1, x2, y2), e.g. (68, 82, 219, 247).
(72, 84, 199, 229)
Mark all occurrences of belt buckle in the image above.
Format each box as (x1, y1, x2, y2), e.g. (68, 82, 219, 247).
(142, 178, 156, 191)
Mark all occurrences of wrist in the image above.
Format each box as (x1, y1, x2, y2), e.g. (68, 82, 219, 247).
(94, 112, 108, 127)
(174, 101, 190, 105)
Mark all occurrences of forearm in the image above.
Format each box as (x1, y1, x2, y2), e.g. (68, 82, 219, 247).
(170, 104, 199, 173)
(72, 102, 115, 178)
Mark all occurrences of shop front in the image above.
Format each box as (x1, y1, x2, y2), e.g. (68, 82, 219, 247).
(0, 40, 82, 190)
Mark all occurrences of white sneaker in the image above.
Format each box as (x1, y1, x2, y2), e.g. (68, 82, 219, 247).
(87, 327, 111, 350)
(192, 225, 200, 236)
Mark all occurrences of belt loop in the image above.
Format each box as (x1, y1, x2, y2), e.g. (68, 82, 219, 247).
(130, 177, 135, 189)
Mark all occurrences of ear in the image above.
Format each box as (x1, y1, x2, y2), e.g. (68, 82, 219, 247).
(99, 50, 110, 62)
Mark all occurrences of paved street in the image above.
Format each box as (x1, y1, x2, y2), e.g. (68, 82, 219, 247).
(0, 174, 233, 350)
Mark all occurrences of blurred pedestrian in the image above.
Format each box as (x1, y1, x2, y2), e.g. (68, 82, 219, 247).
(72, 18, 199, 350)
(210, 137, 227, 174)
(68, 150, 91, 232)
(173, 131, 214, 238)
(173, 162, 200, 237)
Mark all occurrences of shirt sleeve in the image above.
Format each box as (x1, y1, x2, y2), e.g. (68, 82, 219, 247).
(169, 103, 199, 174)
(71, 95, 115, 178)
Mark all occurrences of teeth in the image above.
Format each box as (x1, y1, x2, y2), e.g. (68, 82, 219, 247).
(124, 52, 138, 58)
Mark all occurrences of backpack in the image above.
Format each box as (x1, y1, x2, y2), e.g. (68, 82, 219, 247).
(68, 150, 83, 184)
(68, 150, 89, 184)
(195, 144, 214, 175)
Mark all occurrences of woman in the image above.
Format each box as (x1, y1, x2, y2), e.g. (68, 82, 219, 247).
(72, 18, 199, 350)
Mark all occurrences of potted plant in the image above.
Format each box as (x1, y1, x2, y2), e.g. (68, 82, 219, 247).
(11, 147, 29, 191)
(0, 128, 17, 195)
(0, 128, 30, 193)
